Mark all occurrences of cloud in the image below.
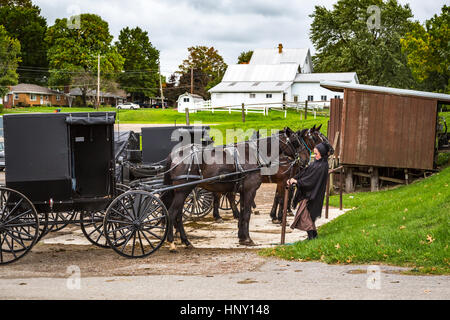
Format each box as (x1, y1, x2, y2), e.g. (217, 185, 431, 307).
(33, 0, 448, 78)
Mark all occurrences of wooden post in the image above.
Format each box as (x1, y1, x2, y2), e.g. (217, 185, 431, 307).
(404, 169, 409, 185)
(370, 167, 379, 192)
(304, 100, 308, 120)
(339, 166, 343, 211)
(185, 108, 190, 125)
(345, 166, 354, 193)
(325, 175, 330, 219)
(242, 103, 245, 123)
(280, 185, 289, 245)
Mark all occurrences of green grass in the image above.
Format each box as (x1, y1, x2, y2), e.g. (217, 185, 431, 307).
(1, 106, 329, 144)
(260, 166, 450, 275)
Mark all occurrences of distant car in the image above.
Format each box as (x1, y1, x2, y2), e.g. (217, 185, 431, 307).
(151, 103, 165, 109)
(116, 102, 140, 110)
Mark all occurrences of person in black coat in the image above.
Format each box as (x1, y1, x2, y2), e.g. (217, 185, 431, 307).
(287, 142, 330, 240)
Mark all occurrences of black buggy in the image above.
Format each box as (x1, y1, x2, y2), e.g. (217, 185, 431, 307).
(0, 112, 169, 264)
(118, 126, 216, 221)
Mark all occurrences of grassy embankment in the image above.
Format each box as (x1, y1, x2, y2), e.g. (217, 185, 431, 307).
(260, 163, 450, 275)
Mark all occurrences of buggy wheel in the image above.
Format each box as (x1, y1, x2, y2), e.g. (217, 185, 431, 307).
(80, 210, 109, 248)
(0, 187, 39, 265)
(48, 210, 78, 233)
(182, 187, 214, 220)
(219, 192, 240, 211)
(79, 184, 130, 248)
(104, 190, 168, 258)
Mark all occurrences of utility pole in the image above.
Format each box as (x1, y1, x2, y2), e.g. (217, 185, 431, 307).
(190, 67, 194, 94)
(97, 54, 100, 110)
(159, 62, 165, 109)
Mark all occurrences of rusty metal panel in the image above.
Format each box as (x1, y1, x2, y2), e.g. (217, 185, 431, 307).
(339, 90, 437, 170)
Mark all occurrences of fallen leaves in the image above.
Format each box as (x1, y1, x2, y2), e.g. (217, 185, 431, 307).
(426, 234, 435, 244)
(399, 225, 406, 230)
(335, 243, 341, 250)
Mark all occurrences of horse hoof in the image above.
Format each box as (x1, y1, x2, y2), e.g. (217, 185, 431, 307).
(287, 211, 294, 217)
(168, 242, 177, 253)
(272, 219, 281, 224)
(253, 210, 260, 215)
(215, 218, 224, 224)
(239, 239, 257, 246)
(184, 243, 195, 250)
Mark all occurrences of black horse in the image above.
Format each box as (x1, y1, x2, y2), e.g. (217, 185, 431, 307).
(160, 127, 304, 251)
(211, 125, 330, 224)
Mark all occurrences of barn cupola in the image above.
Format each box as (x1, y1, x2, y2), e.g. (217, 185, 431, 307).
(278, 43, 283, 54)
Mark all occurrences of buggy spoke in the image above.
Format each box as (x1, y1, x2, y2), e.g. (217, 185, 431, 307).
(120, 231, 135, 253)
(137, 231, 145, 255)
(3, 209, 32, 225)
(111, 208, 133, 222)
(140, 229, 155, 249)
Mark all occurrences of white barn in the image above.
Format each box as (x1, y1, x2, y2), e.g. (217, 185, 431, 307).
(209, 44, 359, 110)
(177, 92, 205, 113)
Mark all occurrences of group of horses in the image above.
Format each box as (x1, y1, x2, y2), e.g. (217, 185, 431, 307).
(161, 125, 330, 252)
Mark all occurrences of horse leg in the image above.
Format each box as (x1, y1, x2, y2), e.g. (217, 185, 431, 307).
(238, 188, 258, 246)
(271, 184, 283, 224)
(213, 193, 223, 223)
(277, 187, 285, 222)
(287, 185, 295, 216)
(167, 189, 192, 252)
(228, 192, 240, 219)
(269, 188, 279, 221)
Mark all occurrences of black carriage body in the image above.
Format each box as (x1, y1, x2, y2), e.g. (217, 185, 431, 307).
(141, 126, 212, 164)
(4, 112, 116, 212)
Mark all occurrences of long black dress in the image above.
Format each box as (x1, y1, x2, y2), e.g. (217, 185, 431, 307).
(292, 157, 329, 221)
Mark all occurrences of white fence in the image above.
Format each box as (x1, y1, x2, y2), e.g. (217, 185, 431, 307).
(188, 100, 330, 118)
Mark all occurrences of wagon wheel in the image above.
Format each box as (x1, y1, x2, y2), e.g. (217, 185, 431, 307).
(104, 190, 168, 258)
(80, 210, 109, 248)
(219, 192, 240, 211)
(0, 187, 39, 265)
(48, 210, 78, 233)
(79, 184, 131, 248)
(182, 187, 214, 220)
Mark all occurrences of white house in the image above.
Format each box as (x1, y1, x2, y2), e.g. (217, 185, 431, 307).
(177, 92, 205, 113)
(209, 44, 359, 110)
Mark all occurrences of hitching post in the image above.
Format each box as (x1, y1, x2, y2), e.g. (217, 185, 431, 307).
(304, 100, 308, 120)
(281, 185, 289, 244)
(185, 108, 190, 125)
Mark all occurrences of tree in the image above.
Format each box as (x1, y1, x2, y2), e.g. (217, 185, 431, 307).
(0, 25, 21, 98)
(401, 5, 449, 93)
(0, 3, 48, 84)
(115, 27, 160, 102)
(0, 0, 32, 7)
(177, 46, 227, 98)
(45, 14, 124, 106)
(237, 50, 253, 64)
(310, 0, 418, 89)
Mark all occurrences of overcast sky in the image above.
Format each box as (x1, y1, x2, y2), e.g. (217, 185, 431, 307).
(33, 0, 447, 78)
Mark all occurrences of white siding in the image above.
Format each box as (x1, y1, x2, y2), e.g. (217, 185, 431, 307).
(211, 92, 284, 109)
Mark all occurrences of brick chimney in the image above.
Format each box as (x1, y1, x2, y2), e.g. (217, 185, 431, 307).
(278, 43, 283, 54)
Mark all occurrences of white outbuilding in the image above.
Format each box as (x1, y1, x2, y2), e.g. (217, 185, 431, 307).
(177, 92, 205, 113)
(209, 44, 359, 110)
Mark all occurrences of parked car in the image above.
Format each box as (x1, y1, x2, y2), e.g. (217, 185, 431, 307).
(151, 102, 166, 109)
(116, 102, 140, 110)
